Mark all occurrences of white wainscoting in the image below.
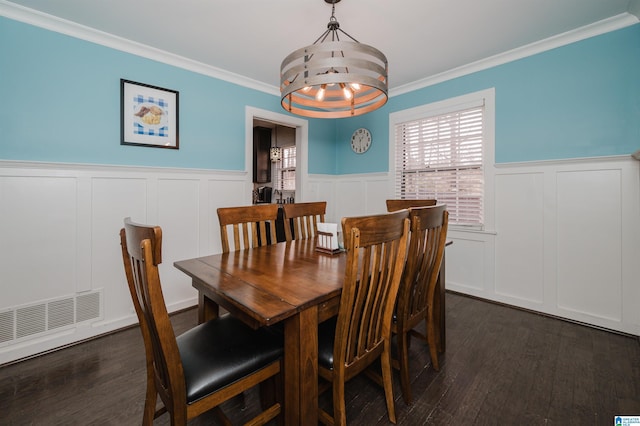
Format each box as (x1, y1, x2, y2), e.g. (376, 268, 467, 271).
(1, 157, 638, 364)
(319, 157, 640, 336)
(0, 161, 253, 364)
(446, 156, 640, 336)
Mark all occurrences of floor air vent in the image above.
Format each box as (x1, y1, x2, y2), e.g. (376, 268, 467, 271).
(16, 304, 47, 339)
(0, 290, 102, 344)
(0, 311, 15, 344)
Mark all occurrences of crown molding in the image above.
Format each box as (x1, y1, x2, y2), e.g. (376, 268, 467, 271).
(0, 0, 280, 96)
(391, 13, 640, 97)
(2, 1, 637, 99)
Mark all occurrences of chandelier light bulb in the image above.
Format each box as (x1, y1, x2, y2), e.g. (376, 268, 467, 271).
(316, 85, 326, 101)
(341, 84, 352, 99)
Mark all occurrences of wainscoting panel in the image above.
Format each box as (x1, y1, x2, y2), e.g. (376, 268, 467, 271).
(331, 173, 394, 221)
(556, 169, 622, 322)
(335, 179, 367, 220)
(313, 179, 339, 221)
(1, 175, 78, 307)
(446, 234, 489, 293)
(157, 178, 202, 305)
(91, 176, 147, 321)
(365, 175, 396, 215)
(494, 172, 545, 305)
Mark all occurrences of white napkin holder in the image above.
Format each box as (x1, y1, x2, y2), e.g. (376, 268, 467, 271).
(316, 222, 342, 254)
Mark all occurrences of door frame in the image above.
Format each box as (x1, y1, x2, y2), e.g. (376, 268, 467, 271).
(245, 106, 309, 202)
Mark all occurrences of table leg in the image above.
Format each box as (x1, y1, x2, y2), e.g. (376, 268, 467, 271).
(283, 306, 318, 425)
(197, 292, 219, 324)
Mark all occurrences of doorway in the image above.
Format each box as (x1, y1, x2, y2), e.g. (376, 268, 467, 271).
(252, 121, 296, 204)
(245, 107, 308, 204)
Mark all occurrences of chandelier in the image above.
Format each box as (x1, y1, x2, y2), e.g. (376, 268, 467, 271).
(280, 0, 388, 119)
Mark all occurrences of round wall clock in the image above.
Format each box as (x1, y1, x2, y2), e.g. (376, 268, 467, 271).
(351, 128, 372, 154)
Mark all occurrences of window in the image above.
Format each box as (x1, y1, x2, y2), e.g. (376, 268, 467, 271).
(276, 146, 296, 191)
(391, 89, 494, 228)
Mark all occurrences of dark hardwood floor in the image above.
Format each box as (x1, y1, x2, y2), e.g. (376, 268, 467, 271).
(1, 292, 639, 425)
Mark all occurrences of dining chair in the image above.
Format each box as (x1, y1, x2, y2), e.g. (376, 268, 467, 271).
(317, 210, 410, 426)
(217, 204, 279, 252)
(386, 198, 437, 212)
(120, 218, 284, 425)
(391, 204, 448, 404)
(282, 201, 327, 241)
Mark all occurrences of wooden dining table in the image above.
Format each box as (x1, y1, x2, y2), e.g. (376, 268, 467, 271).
(174, 237, 448, 425)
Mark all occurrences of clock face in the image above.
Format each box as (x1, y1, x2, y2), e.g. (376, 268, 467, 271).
(351, 128, 372, 154)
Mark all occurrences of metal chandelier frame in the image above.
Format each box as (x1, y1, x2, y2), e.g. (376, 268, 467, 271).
(280, 0, 388, 119)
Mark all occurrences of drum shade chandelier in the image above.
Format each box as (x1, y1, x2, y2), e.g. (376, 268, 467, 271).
(280, 0, 388, 119)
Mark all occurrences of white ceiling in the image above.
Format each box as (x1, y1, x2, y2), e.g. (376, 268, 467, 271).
(3, 0, 639, 93)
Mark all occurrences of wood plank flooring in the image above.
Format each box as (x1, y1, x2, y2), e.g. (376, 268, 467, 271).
(1, 292, 639, 425)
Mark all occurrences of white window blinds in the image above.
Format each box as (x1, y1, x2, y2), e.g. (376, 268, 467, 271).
(394, 103, 485, 226)
(276, 146, 296, 191)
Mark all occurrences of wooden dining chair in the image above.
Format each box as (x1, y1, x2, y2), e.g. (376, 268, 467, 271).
(282, 201, 327, 241)
(217, 204, 279, 252)
(120, 218, 284, 426)
(391, 204, 448, 404)
(317, 210, 410, 426)
(386, 198, 437, 212)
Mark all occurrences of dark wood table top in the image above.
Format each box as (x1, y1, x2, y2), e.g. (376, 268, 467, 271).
(174, 237, 346, 327)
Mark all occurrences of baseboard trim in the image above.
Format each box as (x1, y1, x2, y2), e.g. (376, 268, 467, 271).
(446, 290, 639, 339)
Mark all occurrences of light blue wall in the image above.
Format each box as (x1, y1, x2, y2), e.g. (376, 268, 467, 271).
(2, 17, 639, 175)
(335, 23, 640, 173)
(0, 16, 334, 172)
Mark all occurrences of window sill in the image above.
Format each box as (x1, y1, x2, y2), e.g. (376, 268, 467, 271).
(449, 225, 496, 236)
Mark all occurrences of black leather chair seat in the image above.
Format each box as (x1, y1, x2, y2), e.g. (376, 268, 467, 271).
(177, 315, 284, 403)
(317, 316, 338, 371)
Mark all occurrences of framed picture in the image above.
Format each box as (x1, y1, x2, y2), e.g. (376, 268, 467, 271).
(121, 79, 179, 149)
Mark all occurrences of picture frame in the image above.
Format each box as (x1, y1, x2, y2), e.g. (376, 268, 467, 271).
(120, 79, 179, 149)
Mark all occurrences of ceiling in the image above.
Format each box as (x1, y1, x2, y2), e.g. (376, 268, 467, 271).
(4, 0, 639, 93)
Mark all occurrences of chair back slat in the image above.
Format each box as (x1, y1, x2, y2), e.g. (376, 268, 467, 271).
(386, 199, 437, 212)
(217, 204, 279, 252)
(282, 201, 327, 241)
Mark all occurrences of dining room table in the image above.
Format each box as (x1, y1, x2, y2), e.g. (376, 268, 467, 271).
(174, 236, 448, 425)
